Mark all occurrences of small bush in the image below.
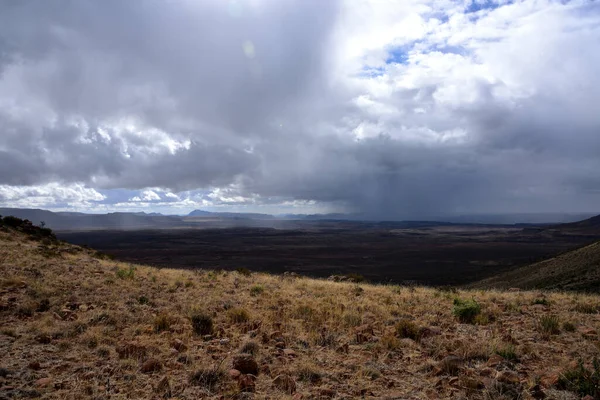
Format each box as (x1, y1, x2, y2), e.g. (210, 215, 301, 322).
(153, 313, 172, 333)
(228, 308, 250, 324)
(235, 267, 251, 276)
(296, 364, 322, 384)
(573, 303, 598, 314)
(189, 368, 224, 391)
(563, 321, 576, 332)
(191, 312, 213, 336)
(532, 298, 550, 306)
(36, 299, 51, 312)
(239, 341, 260, 355)
(395, 319, 421, 341)
(116, 266, 135, 280)
(453, 298, 481, 324)
(495, 344, 519, 362)
(250, 285, 264, 296)
(557, 358, 600, 398)
(137, 296, 149, 305)
(538, 315, 560, 336)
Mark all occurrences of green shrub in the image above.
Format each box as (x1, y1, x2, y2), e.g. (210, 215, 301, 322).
(557, 358, 600, 398)
(191, 312, 213, 335)
(538, 315, 560, 336)
(235, 267, 251, 276)
(250, 285, 264, 296)
(495, 343, 519, 362)
(227, 308, 250, 324)
(532, 298, 550, 306)
(153, 313, 172, 333)
(395, 319, 421, 341)
(116, 266, 135, 280)
(563, 321, 576, 332)
(453, 298, 481, 323)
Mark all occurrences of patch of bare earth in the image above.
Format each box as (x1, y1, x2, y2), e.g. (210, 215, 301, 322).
(1, 229, 599, 399)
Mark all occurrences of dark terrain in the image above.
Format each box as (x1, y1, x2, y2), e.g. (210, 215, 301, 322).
(58, 221, 600, 286)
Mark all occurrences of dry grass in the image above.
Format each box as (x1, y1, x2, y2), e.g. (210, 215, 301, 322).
(1, 229, 599, 399)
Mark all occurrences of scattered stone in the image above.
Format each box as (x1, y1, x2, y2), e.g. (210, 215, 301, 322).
(229, 369, 242, 379)
(233, 354, 259, 375)
(238, 374, 256, 392)
(171, 339, 187, 352)
(319, 388, 336, 398)
(35, 377, 52, 387)
(28, 362, 41, 370)
(273, 374, 296, 394)
(140, 359, 162, 374)
(486, 354, 504, 367)
(496, 370, 520, 385)
(437, 356, 464, 375)
(283, 349, 297, 357)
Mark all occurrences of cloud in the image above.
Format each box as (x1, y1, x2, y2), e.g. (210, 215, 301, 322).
(0, 0, 599, 217)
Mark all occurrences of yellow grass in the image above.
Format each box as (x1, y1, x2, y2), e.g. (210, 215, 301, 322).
(1, 229, 599, 399)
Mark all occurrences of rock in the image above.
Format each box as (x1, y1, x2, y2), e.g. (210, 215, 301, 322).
(140, 359, 162, 374)
(486, 354, 504, 367)
(35, 378, 52, 387)
(220, 338, 230, 345)
(530, 384, 546, 399)
(238, 374, 256, 392)
(171, 339, 187, 352)
(233, 354, 259, 375)
(157, 376, 171, 397)
(437, 356, 464, 375)
(496, 370, 520, 385)
(460, 376, 484, 390)
(420, 326, 442, 338)
(319, 388, 336, 398)
(292, 394, 304, 400)
(539, 372, 559, 388)
(28, 362, 41, 370)
(229, 369, 242, 379)
(283, 349, 297, 357)
(273, 374, 296, 394)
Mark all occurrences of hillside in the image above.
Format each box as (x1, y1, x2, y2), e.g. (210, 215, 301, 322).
(472, 240, 600, 292)
(1, 220, 600, 399)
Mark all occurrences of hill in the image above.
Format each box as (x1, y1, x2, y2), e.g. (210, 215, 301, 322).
(471, 240, 600, 292)
(1, 217, 600, 399)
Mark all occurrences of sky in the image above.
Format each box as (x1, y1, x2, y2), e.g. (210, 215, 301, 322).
(0, 0, 599, 218)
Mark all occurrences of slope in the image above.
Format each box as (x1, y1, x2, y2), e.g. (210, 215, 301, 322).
(471, 240, 600, 292)
(1, 217, 599, 399)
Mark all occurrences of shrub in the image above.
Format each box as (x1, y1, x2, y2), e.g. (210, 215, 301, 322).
(342, 312, 362, 327)
(495, 343, 519, 362)
(563, 321, 576, 332)
(538, 315, 560, 336)
(191, 312, 213, 336)
(250, 285, 264, 296)
(346, 273, 365, 283)
(153, 313, 172, 333)
(453, 298, 481, 323)
(557, 358, 600, 398)
(137, 295, 149, 305)
(228, 308, 250, 324)
(532, 298, 550, 306)
(239, 341, 260, 355)
(189, 368, 224, 391)
(395, 319, 421, 341)
(116, 266, 135, 280)
(235, 267, 251, 276)
(296, 364, 322, 384)
(573, 303, 598, 314)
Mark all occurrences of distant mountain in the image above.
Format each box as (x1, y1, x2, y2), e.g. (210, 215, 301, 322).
(471, 239, 600, 292)
(187, 210, 275, 219)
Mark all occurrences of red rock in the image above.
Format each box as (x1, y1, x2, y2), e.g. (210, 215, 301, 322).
(229, 369, 241, 379)
(238, 374, 256, 392)
(232, 354, 259, 375)
(35, 378, 52, 387)
(140, 359, 162, 374)
(486, 354, 504, 367)
(496, 370, 520, 385)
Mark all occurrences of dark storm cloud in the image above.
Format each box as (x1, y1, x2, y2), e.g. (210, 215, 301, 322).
(0, 0, 599, 216)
